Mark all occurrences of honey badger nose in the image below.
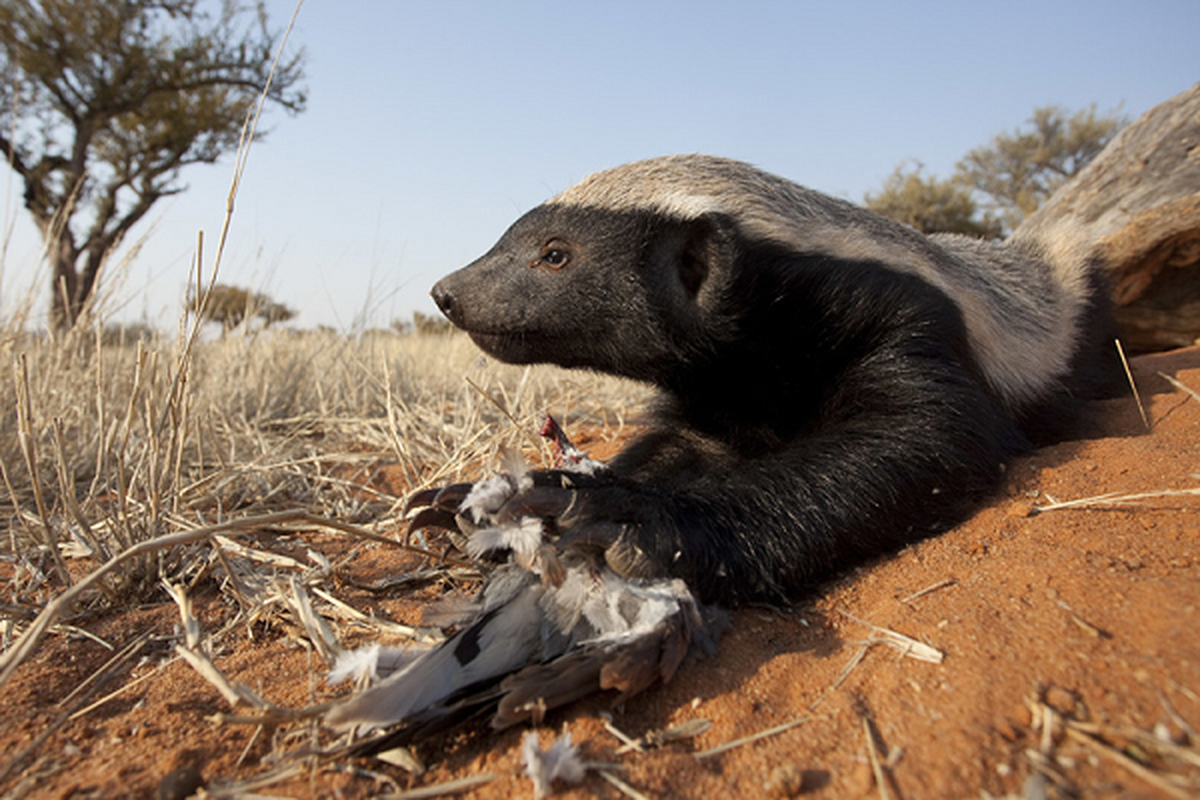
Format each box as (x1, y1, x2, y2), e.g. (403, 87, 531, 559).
(431, 280, 460, 325)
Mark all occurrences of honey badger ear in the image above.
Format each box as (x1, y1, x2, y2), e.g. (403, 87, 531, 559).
(677, 213, 737, 300)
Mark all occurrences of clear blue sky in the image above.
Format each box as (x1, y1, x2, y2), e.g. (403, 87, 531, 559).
(2, 0, 1197, 330)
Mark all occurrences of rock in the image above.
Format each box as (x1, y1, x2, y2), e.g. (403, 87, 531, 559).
(157, 766, 203, 800)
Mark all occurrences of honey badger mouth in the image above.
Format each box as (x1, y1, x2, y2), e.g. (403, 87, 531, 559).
(463, 329, 545, 362)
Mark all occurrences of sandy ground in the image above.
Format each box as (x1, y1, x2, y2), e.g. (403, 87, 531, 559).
(2, 347, 1199, 799)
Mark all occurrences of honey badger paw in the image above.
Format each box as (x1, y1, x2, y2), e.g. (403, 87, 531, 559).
(404, 414, 680, 581)
(405, 471, 588, 540)
(403, 482, 475, 552)
(551, 488, 677, 581)
(405, 471, 676, 582)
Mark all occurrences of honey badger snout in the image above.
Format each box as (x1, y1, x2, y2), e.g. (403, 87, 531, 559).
(430, 279, 461, 326)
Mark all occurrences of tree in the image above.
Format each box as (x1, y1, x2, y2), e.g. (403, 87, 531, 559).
(188, 282, 295, 333)
(864, 161, 1003, 239)
(0, 0, 306, 329)
(957, 104, 1125, 232)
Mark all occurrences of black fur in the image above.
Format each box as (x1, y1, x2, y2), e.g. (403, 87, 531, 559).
(432, 199, 1121, 605)
(1009, 266, 1123, 446)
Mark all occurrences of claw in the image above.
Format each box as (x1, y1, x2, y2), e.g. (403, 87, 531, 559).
(403, 487, 443, 515)
(495, 486, 577, 526)
(403, 482, 475, 515)
(603, 528, 660, 580)
(432, 483, 474, 510)
(406, 507, 461, 537)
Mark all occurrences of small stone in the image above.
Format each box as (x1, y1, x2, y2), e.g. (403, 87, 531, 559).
(847, 761, 875, 796)
(1155, 721, 1189, 745)
(996, 719, 1021, 742)
(158, 766, 203, 800)
(1045, 686, 1076, 715)
(764, 764, 806, 798)
(1007, 500, 1034, 517)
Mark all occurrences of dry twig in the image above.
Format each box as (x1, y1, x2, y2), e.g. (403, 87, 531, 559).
(693, 716, 811, 760)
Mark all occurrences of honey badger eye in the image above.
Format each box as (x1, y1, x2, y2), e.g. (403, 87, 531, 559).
(532, 241, 571, 270)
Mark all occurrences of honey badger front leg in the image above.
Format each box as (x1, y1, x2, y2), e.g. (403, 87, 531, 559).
(413, 340, 1018, 608)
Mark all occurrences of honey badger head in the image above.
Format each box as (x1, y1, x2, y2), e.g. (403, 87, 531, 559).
(431, 199, 741, 384)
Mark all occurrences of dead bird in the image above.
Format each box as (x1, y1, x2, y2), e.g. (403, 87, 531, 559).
(325, 420, 720, 750)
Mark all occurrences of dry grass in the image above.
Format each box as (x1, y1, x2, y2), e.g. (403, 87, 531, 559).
(0, 318, 648, 684)
(5, 30, 1197, 793)
(0, 306, 650, 794)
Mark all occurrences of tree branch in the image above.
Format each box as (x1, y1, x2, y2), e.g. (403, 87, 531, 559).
(0, 130, 31, 179)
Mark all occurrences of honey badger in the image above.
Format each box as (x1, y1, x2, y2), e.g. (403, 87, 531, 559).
(430, 154, 1124, 605)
